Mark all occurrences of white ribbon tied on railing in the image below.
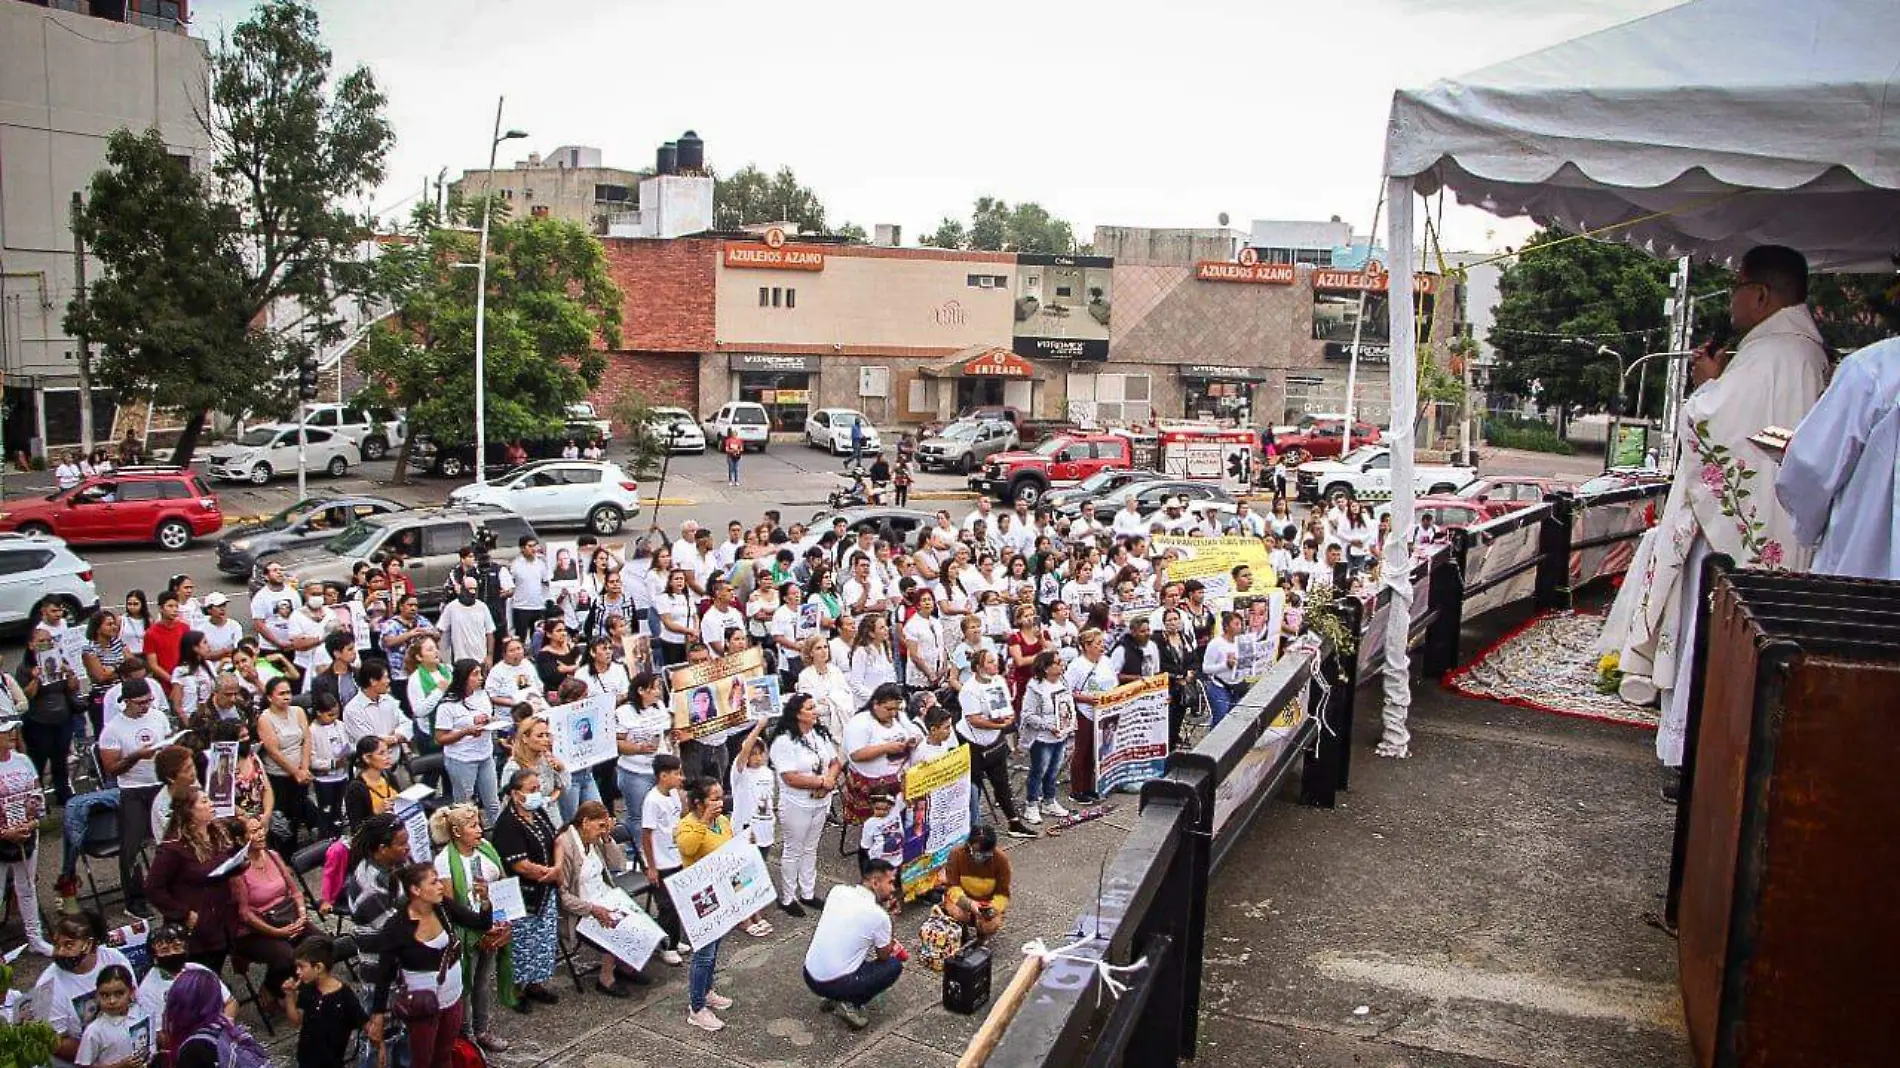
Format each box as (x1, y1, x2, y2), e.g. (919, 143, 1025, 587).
(1020, 937, 1150, 1007)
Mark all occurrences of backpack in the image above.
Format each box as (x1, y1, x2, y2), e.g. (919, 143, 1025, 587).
(320, 836, 351, 909)
(184, 1023, 270, 1068)
(450, 1035, 490, 1068)
(916, 905, 965, 974)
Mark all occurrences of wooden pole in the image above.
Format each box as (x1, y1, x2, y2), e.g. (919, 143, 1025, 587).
(956, 955, 1045, 1068)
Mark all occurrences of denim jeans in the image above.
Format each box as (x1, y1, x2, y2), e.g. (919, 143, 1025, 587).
(1204, 679, 1235, 728)
(726, 455, 740, 482)
(804, 956, 904, 1009)
(559, 767, 602, 827)
(688, 936, 721, 1011)
(445, 755, 500, 824)
(1026, 740, 1066, 803)
(617, 769, 654, 842)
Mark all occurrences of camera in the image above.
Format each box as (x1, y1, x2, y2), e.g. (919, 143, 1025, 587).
(472, 524, 499, 557)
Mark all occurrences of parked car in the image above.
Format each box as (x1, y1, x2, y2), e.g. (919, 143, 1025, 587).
(920, 405, 1071, 445)
(255, 505, 535, 610)
(1375, 496, 1495, 530)
(565, 401, 614, 443)
(215, 494, 407, 577)
(1272, 417, 1382, 464)
(206, 424, 361, 484)
(1293, 447, 1477, 503)
(704, 401, 772, 452)
(1040, 468, 1164, 514)
(0, 466, 221, 552)
(301, 403, 406, 462)
(406, 435, 581, 480)
(645, 407, 707, 453)
(1454, 476, 1573, 512)
(805, 409, 883, 456)
(0, 533, 100, 632)
(806, 507, 939, 542)
(916, 420, 1018, 474)
(448, 460, 640, 535)
(970, 432, 1135, 508)
(1053, 478, 1235, 520)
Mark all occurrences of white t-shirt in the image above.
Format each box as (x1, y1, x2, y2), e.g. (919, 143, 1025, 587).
(730, 761, 777, 847)
(911, 733, 961, 766)
(249, 584, 297, 631)
(289, 609, 331, 676)
(902, 615, 947, 680)
(97, 710, 171, 788)
(641, 787, 684, 870)
(698, 605, 745, 650)
(653, 592, 694, 646)
(485, 659, 542, 711)
(579, 662, 631, 707)
(167, 665, 213, 721)
(803, 883, 892, 983)
(436, 694, 497, 763)
(614, 704, 670, 775)
(1203, 635, 1242, 686)
(842, 711, 914, 779)
(28, 945, 134, 1051)
(860, 811, 906, 866)
(510, 555, 552, 609)
(768, 731, 838, 812)
(308, 719, 352, 782)
(436, 599, 496, 665)
(134, 964, 231, 1028)
(1063, 654, 1117, 699)
(956, 676, 1013, 747)
(199, 617, 244, 657)
(76, 1009, 152, 1068)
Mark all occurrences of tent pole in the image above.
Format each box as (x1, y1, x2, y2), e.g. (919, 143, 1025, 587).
(1378, 177, 1418, 759)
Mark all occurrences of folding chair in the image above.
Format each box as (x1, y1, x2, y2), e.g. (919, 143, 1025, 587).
(76, 803, 126, 913)
(225, 951, 277, 1037)
(289, 836, 345, 935)
(408, 753, 447, 807)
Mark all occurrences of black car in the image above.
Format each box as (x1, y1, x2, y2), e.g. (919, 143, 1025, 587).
(1039, 468, 1163, 514)
(216, 495, 408, 576)
(1052, 479, 1235, 520)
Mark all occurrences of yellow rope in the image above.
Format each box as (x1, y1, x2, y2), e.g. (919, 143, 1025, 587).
(1448, 187, 1752, 273)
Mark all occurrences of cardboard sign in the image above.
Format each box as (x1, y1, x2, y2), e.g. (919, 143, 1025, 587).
(663, 836, 778, 948)
(549, 692, 617, 771)
(899, 745, 973, 900)
(1090, 675, 1172, 794)
(665, 646, 766, 741)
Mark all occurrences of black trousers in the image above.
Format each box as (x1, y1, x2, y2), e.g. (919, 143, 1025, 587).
(21, 718, 73, 804)
(118, 783, 161, 908)
(969, 738, 1021, 825)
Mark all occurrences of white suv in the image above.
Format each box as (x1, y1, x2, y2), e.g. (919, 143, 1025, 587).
(301, 403, 406, 461)
(448, 460, 641, 535)
(704, 402, 772, 452)
(0, 533, 101, 631)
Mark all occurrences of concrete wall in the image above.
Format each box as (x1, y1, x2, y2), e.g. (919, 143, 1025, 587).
(1092, 226, 1245, 267)
(449, 163, 647, 234)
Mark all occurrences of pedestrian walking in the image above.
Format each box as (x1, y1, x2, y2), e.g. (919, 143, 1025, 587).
(723, 430, 744, 486)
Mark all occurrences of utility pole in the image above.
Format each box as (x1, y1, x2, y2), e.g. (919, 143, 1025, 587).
(70, 192, 95, 455)
(1660, 256, 1692, 470)
(1340, 189, 1385, 438)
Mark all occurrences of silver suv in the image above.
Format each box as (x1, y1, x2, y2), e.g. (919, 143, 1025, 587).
(916, 419, 1019, 475)
(253, 505, 536, 611)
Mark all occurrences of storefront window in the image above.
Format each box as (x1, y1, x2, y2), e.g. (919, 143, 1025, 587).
(738, 371, 812, 431)
(1183, 378, 1256, 424)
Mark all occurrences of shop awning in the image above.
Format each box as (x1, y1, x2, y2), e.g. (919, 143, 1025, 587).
(920, 346, 1038, 378)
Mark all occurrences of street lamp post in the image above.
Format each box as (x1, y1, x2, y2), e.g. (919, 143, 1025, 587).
(472, 99, 528, 485)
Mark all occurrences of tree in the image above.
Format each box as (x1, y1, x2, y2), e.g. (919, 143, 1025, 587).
(353, 203, 624, 482)
(1487, 230, 1672, 429)
(67, 0, 391, 463)
(831, 222, 868, 243)
(607, 389, 670, 480)
(713, 164, 827, 233)
(921, 197, 1078, 253)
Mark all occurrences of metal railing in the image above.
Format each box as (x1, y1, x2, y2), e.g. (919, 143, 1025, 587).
(979, 481, 1669, 1067)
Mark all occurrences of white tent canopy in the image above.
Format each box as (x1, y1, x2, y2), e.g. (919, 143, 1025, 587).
(1387, 0, 1900, 272)
(1370, 0, 1900, 755)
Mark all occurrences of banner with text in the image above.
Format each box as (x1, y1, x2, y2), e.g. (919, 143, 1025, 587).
(1090, 674, 1171, 794)
(666, 647, 767, 741)
(1154, 535, 1274, 602)
(664, 836, 780, 948)
(899, 745, 973, 900)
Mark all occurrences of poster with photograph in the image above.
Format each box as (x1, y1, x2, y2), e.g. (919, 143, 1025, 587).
(205, 741, 240, 818)
(0, 775, 44, 832)
(620, 634, 653, 677)
(899, 745, 972, 900)
(1090, 674, 1171, 794)
(1153, 535, 1273, 602)
(549, 692, 617, 771)
(1233, 590, 1286, 682)
(665, 646, 766, 741)
(1112, 590, 1160, 630)
(741, 674, 780, 721)
(1051, 689, 1078, 738)
(578, 909, 666, 971)
(662, 837, 778, 948)
(797, 602, 822, 642)
(982, 604, 1011, 637)
(392, 799, 432, 864)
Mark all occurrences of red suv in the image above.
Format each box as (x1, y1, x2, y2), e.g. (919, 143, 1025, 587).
(0, 467, 223, 551)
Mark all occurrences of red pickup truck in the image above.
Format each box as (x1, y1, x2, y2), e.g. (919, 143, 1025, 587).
(969, 432, 1133, 507)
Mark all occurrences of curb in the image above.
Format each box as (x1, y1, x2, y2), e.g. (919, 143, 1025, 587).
(909, 490, 979, 501)
(640, 498, 695, 507)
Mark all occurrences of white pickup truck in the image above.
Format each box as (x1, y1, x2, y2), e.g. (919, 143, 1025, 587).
(1293, 446, 1477, 503)
(300, 403, 406, 462)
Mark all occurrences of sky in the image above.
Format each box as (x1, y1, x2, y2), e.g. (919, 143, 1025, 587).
(189, 0, 1687, 253)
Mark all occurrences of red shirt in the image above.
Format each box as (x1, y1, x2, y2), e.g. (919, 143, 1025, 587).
(723, 435, 744, 458)
(143, 619, 190, 678)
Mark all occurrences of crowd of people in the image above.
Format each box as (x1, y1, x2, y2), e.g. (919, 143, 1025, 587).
(0, 476, 1393, 1067)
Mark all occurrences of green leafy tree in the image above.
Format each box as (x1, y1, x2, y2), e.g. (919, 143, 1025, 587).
(353, 203, 623, 482)
(66, 0, 391, 463)
(831, 222, 868, 243)
(607, 389, 670, 480)
(922, 197, 1077, 253)
(713, 164, 827, 233)
(922, 217, 967, 250)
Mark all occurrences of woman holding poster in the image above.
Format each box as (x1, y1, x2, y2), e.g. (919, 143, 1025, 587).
(794, 638, 855, 743)
(674, 779, 736, 1033)
(956, 650, 1035, 839)
(555, 800, 654, 998)
(490, 770, 563, 1012)
(429, 803, 515, 1049)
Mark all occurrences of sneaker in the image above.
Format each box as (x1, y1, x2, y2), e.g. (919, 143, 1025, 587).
(476, 1033, 510, 1054)
(836, 1002, 870, 1030)
(1069, 792, 1101, 806)
(705, 991, 734, 1011)
(1043, 800, 1070, 819)
(777, 899, 808, 919)
(799, 896, 825, 911)
(1022, 802, 1042, 825)
(745, 918, 772, 938)
(661, 947, 684, 966)
(686, 1007, 726, 1032)
(819, 998, 838, 1014)
(1006, 821, 1038, 839)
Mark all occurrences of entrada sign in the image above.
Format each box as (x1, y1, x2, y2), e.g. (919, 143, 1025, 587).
(724, 243, 825, 271)
(962, 349, 1033, 378)
(1195, 261, 1295, 285)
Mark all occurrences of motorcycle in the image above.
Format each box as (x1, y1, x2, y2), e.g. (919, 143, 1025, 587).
(827, 464, 890, 510)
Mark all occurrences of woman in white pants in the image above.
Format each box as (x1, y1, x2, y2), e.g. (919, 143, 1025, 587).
(765, 693, 839, 917)
(0, 716, 53, 954)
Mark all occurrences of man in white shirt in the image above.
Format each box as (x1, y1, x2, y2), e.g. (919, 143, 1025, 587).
(1148, 499, 1194, 535)
(437, 577, 497, 665)
(288, 588, 332, 687)
(801, 861, 902, 1030)
(342, 661, 410, 751)
(841, 555, 887, 617)
(670, 520, 701, 569)
(713, 520, 746, 570)
(698, 579, 746, 654)
(508, 535, 553, 637)
(839, 529, 879, 573)
(689, 528, 721, 595)
(197, 593, 244, 663)
(961, 497, 994, 533)
(1073, 501, 1104, 534)
(1111, 497, 1148, 539)
(97, 677, 171, 916)
(249, 561, 297, 653)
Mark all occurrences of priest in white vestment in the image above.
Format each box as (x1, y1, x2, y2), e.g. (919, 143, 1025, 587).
(1618, 247, 1828, 770)
(1775, 335, 1900, 581)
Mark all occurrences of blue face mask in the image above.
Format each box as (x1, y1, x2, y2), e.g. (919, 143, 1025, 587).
(520, 792, 547, 812)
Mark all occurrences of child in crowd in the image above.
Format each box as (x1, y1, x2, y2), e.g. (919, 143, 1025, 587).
(306, 692, 351, 838)
(640, 754, 688, 966)
(859, 792, 905, 875)
(282, 936, 369, 1068)
(910, 705, 959, 765)
(76, 965, 151, 1068)
(729, 719, 777, 939)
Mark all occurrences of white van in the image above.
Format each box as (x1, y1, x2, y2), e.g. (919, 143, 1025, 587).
(704, 401, 772, 452)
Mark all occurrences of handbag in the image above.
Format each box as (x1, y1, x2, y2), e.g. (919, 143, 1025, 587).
(917, 905, 965, 974)
(260, 898, 300, 930)
(390, 913, 462, 1020)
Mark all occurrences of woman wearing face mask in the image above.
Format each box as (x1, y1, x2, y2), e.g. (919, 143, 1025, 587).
(433, 659, 501, 823)
(27, 914, 136, 1066)
(502, 713, 569, 823)
(145, 787, 241, 972)
(490, 769, 562, 1012)
(937, 824, 1012, 940)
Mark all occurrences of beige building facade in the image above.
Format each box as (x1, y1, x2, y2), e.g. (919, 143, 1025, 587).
(449, 145, 647, 235)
